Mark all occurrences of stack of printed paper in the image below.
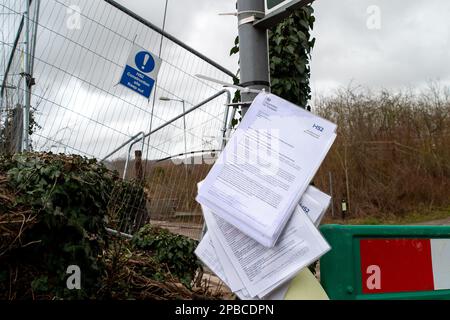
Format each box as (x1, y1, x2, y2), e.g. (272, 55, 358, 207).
(196, 92, 337, 247)
(196, 185, 332, 299)
(194, 92, 338, 299)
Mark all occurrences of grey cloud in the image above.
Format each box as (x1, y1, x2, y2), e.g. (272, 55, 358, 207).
(311, 0, 450, 93)
(5, 0, 450, 159)
(24, 0, 231, 158)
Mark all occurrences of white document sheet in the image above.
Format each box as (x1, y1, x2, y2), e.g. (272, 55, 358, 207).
(195, 185, 331, 299)
(298, 186, 331, 227)
(236, 282, 291, 300)
(196, 233, 291, 300)
(196, 92, 337, 247)
(195, 232, 244, 292)
(200, 204, 330, 298)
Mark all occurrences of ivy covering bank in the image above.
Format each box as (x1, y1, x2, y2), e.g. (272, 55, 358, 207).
(0, 153, 212, 300)
(0, 153, 114, 299)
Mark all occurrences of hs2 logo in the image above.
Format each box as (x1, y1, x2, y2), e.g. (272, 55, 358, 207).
(300, 204, 310, 214)
(313, 124, 324, 132)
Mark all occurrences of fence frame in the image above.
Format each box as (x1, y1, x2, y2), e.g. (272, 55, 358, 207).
(1, 0, 237, 242)
(0, 0, 39, 153)
(122, 89, 232, 178)
(104, 0, 237, 80)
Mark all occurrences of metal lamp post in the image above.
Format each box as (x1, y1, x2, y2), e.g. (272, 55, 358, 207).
(160, 96, 189, 212)
(159, 96, 188, 168)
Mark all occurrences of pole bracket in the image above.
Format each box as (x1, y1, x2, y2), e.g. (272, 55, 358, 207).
(237, 10, 265, 26)
(239, 80, 270, 88)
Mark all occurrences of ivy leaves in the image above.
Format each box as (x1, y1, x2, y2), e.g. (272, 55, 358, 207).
(132, 225, 200, 288)
(230, 5, 315, 110)
(0, 152, 117, 299)
(269, 6, 316, 108)
(230, 36, 239, 56)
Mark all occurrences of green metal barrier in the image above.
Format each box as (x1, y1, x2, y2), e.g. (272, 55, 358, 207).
(319, 224, 450, 300)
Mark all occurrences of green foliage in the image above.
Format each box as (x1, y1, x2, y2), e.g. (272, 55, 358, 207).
(269, 6, 315, 108)
(0, 152, 117, 299)
(132, 225, 200, 288)
(230, 5, 315, 111)
(31, 276, 49, 293)
(108, 178, 148, 234)
(229, 35, 239, 56)
(0, 105, 41, 153)
(0, 152, 209, 300)
(230, 37, 242, 128)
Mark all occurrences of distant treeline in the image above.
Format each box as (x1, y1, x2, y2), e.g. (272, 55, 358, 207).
(107, 85, 450, 220)
(313, 85, 450, 218)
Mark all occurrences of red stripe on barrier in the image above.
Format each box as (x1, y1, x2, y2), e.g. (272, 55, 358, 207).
(360, 239, 434, 294)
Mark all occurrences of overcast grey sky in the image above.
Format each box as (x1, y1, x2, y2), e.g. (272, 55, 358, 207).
(2, 0, 450, 159)
(116, 0, 450, 96)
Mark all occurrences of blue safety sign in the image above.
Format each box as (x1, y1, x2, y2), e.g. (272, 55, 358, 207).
(119, 44, 162, 99)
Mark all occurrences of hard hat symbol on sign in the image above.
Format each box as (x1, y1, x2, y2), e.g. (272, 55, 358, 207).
(135, 51, 155, 73)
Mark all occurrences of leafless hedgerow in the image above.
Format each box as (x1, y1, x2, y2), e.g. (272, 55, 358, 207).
(313, 84, 450, 218)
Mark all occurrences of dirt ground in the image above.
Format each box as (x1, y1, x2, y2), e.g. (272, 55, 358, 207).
(411, 217, 450, 225)
(150, 220, 203, 240)
(152, 217, 450, 299)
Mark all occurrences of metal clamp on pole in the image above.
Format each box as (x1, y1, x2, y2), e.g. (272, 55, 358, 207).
(237, 10, 265, 26)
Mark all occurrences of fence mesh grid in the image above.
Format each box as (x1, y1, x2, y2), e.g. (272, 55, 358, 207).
(1, 0, 39, 153)
(0, 0, 236, 240)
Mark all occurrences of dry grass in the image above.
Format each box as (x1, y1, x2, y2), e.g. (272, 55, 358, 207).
(107, 85, 450, 224)
(313, 84, 450, 219)
(0, 174, 37, 256)
(99, 238, 229, 300)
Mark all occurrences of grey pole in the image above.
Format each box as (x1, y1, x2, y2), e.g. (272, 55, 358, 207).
(159, 97, 188, 168)
(237, 0, 270, 115)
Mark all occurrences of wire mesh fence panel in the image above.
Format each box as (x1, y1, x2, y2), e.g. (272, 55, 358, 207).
(0, 0, 40, 153)
(0, 0, 236, 240)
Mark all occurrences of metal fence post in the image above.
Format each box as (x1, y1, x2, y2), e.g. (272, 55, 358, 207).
(1, 0, 236, 243)
(23, 0, 31, 152)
